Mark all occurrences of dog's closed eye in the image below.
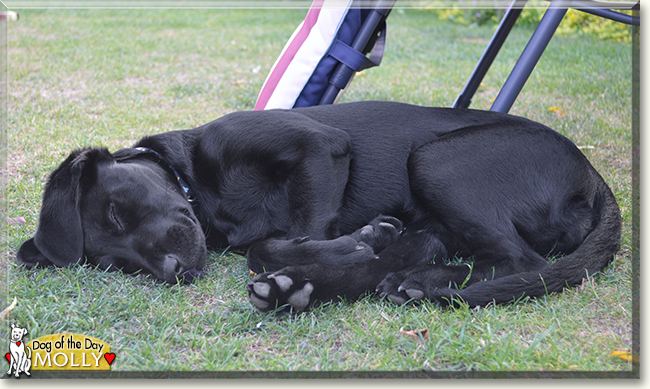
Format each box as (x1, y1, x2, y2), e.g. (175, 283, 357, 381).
(109, 203, 125, 231)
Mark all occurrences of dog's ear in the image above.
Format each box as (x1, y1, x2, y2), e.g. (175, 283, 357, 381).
(16, 237, 53, 268)
(17, 148, 111, 268)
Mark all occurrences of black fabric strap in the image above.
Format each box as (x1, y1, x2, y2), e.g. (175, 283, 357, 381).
(133, 147, 197, 203)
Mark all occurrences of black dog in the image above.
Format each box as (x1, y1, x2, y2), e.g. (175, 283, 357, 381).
(16, 101, 621, 311)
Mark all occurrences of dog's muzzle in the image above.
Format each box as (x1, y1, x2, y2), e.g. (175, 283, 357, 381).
(179, 268, 205, 284)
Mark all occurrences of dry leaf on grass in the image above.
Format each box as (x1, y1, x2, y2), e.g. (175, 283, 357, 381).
(579, 277, 588, 291)
(399, 327, 429, 340)
(0, 297, 18, 320)
(609, 349, 639, 362)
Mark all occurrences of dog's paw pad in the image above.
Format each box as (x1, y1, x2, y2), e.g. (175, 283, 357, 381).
(376, 272, 426, 305)
(351, 215, 404, 253)
(398, 285, 425, 300)
(386, 293, 407, 305)
(359, 225, 374, 237)
(252, 281, 271, 297)
(268, 274, 293, 292)
(249, 284, 271, 310)
(247, 270, 315, 312)
(250, 295, 270, 310)
(286, 282, 314, 312)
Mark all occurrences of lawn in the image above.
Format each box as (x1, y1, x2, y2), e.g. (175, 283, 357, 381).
(1, 5, 638, 377)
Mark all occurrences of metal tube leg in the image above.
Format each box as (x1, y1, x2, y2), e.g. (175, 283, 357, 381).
(453, 0, 527, 109)
(320, 0, 394, 105)
(490, 1, 570, 113)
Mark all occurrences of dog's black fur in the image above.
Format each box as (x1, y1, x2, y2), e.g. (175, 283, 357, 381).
(16, 101, 621, 311)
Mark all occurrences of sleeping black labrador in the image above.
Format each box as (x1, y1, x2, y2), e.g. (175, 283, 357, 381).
(16, 101, 621, 311)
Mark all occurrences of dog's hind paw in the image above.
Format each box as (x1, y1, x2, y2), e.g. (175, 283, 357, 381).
(247, 269, 314, 312)
(350, 215, 404, 253)
(376, 272, 426, 305)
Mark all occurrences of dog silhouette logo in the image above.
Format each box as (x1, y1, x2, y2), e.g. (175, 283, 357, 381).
(6, 323, 31, 378)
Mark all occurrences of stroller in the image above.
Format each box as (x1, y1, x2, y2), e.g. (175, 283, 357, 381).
(255, 0, 639, 114)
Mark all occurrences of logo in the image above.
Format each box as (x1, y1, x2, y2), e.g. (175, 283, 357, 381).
(6, 324, 31, 378)
(5, 324, 115, 377)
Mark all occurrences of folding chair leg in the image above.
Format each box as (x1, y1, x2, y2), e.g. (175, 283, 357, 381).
(490, 1, 569, 113)
(453, 0, 527, 109)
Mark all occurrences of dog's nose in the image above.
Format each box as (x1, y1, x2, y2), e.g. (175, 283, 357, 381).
(172, 257, 184, 276)
(164, 254, 204, 284)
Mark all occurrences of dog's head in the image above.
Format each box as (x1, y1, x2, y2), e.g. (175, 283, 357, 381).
(16, 148, 206, 284)
(10, 324, 28, 342)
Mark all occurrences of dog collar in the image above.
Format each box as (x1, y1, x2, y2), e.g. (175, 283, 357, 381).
(134, 147, 197, 203)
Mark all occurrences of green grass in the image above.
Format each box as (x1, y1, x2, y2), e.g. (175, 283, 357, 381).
(1, 8, 636, 376)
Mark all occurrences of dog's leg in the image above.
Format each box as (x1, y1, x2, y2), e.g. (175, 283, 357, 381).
(247, 222, 446, 312)
(7, 351, 17, 376)
(17, 349, 30, 376)
(376, 263, 479, 305)
(16, 352, 24, 377)
(247, 215, 403, 273)
(14, 354, 20, 377)
(247, 259, 399, 312)
(376, 242, 550, 306)
(22, 356, 31, 376)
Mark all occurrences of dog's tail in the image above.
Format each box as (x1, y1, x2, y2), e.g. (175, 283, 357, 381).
(432, 178, 622, 307)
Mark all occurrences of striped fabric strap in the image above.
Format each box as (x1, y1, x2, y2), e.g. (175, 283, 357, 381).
(255, 0, 353, 110)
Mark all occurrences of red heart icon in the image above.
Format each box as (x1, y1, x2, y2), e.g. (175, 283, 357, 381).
(104, 353, 116, 365)
(4, 353, 10, 362)
(16, 342, 21, 347)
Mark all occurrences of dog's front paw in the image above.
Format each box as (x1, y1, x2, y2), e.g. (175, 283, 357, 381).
(247, 268, 314, 312)
(376, 271, 426, 305)
(351, 215, 404, 253)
